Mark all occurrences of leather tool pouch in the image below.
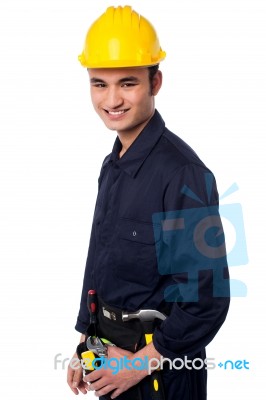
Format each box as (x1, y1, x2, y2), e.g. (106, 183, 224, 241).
(94, 297, 146, 352)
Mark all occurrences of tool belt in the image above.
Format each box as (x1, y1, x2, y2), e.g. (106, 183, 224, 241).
(91, 297, 147, 351)
(80, 297, 165, 400)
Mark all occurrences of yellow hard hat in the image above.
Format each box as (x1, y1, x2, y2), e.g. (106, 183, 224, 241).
(78, 5, 166, 68)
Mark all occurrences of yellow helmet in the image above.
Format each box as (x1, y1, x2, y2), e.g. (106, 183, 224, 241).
(78, 5, 166, 68)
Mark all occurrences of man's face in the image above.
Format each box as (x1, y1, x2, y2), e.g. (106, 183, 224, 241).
(88, 67, 162, 137)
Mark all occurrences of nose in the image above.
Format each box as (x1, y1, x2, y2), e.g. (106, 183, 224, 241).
(106, 86, 123, 109)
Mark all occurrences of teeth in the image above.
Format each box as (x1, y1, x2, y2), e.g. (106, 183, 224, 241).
(108, 110, 125, 115)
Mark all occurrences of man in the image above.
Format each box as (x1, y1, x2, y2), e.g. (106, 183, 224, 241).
(67, 5, 230, 400)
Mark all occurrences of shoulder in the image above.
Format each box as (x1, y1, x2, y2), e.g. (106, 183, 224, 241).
(99, 153, 112, 171)
(152, 126, 213, 181)
(155, 129, 219, 207)
(162, 128, 206, 168)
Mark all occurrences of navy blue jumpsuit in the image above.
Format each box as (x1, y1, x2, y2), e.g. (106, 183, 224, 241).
(75, 110, 230, 399)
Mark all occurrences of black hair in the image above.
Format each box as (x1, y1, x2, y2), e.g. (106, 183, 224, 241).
(148, 64, 160, 94)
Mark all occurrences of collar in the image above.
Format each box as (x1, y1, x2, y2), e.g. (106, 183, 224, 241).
(110, 109, 165, 178)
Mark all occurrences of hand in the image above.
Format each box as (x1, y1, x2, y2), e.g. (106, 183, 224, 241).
(83, 346, 148, 399)
(67, 352, 89, 395)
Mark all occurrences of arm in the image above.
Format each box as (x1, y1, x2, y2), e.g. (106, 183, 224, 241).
(75, 154, 110, 333)
(68, 156, 112, 393)
(153, 163, 230, 359)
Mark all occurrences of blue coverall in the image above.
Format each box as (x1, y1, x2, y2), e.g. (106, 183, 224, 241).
(75, 110, 230, 399)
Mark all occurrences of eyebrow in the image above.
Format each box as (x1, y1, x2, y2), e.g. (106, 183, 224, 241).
(90, 76, 140, 84)
(90, 78, 106, 84)
(119, 76, 140, 83)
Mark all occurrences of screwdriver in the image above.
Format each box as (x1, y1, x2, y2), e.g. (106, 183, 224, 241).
(87, 289, 97, 337)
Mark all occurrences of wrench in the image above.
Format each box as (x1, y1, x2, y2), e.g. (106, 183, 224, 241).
(86, 336, 115, 357)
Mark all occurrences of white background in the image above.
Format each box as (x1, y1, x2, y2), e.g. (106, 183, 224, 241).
(0, 0, 265, 398)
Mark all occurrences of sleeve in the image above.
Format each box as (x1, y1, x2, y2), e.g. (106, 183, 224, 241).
(74, 224, 96, 333)
(153, 163, 230, 359)
(74, 154, 111, 333)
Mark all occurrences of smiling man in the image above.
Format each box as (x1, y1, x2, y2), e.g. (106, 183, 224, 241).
(67, 5, 230, 400)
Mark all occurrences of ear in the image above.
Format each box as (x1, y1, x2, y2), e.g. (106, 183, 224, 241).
(151, 70, 163, 96)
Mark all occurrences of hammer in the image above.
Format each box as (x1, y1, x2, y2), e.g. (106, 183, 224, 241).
(122, 309, 166, 400)
(122, 309, 166, 322)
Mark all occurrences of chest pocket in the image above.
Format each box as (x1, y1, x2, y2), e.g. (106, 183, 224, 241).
(113, 218, 159, 286)
(118, 218, 156, 244)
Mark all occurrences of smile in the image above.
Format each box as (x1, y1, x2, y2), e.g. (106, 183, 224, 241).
(105, 109, 129, 115)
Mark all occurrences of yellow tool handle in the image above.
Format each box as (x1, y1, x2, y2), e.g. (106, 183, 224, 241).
(81, 350, 96, 373)
(144, 333, 165, 400)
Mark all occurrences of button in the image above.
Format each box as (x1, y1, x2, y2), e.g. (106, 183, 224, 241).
(133, 231, 137, 237)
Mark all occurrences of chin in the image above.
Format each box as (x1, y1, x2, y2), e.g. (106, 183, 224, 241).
(102, 121, 121, 131)
(105, 125, 118, 131)
(103, 120, 127, 132)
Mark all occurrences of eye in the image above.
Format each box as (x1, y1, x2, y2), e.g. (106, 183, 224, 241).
(91, 82, 107, 88)
(94, 83, 106, 88)
(121, 82, 137, 88)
